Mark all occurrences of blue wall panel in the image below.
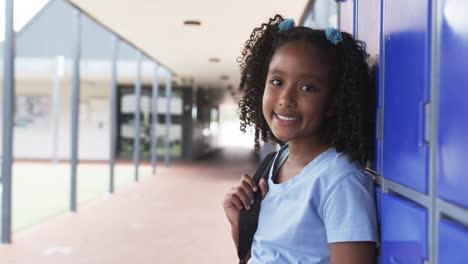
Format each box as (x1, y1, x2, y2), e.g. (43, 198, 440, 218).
(380, 193, 428, 264)
(439, 219, 468, 264)
(437, 0, 468, 209)
(382, 0, 430, 193)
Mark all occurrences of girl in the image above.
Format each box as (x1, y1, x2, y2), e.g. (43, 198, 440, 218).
(223, 15, 378, 263)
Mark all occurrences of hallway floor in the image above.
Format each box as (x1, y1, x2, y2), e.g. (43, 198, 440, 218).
(0, 147, 259, 264)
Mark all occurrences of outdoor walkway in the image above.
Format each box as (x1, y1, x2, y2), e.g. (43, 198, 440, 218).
(0, 147, 259, 264)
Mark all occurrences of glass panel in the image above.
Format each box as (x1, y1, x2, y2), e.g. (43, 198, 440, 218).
(0, 0, 5, 239)
(77, 14, 113, 204)
(11, 0, 74, 232)
(156, 124, 182, 157)
(115, 41, 139, 186)
(158, 89, 183, 115)
(118, 86, 183, 159)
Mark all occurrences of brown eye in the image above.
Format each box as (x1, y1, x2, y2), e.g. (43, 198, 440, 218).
(300, 84, 315, 92)
(270, 79, 282, 86)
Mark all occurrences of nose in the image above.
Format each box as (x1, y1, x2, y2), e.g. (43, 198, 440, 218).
(278, 87, 297, 108)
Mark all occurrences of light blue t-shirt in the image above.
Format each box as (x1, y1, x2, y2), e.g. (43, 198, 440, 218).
(248, 144, 378, 264)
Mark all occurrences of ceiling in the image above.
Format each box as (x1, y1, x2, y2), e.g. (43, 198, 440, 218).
(67, 0, 311, 89)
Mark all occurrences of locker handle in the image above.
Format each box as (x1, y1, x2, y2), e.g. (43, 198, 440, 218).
(418, 101, 430, 146)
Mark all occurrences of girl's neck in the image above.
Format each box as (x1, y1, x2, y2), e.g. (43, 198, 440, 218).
(286, 137, 331, 167)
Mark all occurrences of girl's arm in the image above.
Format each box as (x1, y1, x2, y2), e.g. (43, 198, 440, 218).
(230, 226, 251, 261)
(223, 176, 268, 262)
(329, 242, 376, 264)
(322, 172, 379, 264)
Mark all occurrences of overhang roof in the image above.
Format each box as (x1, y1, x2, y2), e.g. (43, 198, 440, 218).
(67, 0, 311, 88)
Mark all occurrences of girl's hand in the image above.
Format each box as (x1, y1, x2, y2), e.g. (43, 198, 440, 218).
(223, 174, 269, 228)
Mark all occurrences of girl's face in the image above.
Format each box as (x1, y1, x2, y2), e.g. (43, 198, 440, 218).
(262, 40, 334, 145)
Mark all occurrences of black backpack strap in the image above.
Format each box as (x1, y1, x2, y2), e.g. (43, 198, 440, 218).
(237, 151, 277, 263)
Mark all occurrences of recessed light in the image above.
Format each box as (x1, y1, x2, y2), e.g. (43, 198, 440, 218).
(209, 58, 221, 63)
(184, 20, 201, 26)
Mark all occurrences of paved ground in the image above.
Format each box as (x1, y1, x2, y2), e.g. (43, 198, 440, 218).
(0, 147, 259, 264)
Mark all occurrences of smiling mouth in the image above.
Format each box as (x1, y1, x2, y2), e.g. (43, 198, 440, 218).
(275, 113, 300, 121)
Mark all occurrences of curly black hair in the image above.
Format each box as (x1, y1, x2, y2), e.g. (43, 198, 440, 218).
(237, 14, 375, 167)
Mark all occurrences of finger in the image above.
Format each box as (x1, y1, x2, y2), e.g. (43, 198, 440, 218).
(224, 187, 244, 210)
(241, 174, 257, 192)
(240, 181, 255, 203)
(236, 187, 253, 210)
(227, 194, 244, 210)
(259, 178, 269, 199)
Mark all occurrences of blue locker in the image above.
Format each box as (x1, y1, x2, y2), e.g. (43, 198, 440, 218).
(439, 219, 468, 264)
(380, 193, 428, 264)
(437, 0, 468, 209)
(375, 187, 382, 222)
(339, 0, 354, 35)
(382, 0, 430, 193)
(375, 187, 382, 264)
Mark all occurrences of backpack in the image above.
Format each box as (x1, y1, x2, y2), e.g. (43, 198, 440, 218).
(237, 152, 277, 264)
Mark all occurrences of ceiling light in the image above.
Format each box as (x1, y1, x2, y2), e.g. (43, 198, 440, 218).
(184, 20, 201, 26)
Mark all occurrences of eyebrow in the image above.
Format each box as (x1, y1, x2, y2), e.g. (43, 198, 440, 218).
(269, 69, 324, 82)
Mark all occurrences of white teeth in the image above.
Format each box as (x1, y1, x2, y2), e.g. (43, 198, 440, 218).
(276, 113, 298, 121)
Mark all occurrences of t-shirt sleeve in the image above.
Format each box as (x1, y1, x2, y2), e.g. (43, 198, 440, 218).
(319, 172, 379, 244)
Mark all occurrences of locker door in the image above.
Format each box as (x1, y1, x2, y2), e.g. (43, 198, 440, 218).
(437, 0, 468, 209)
(439, 219, 468, 264)
(380, 193, 428, 264)
(382, 0, 430, 193)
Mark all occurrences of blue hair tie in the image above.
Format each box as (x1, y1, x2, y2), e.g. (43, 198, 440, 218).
(325, 27, 343, 45)
(278, 19, 295, 32)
